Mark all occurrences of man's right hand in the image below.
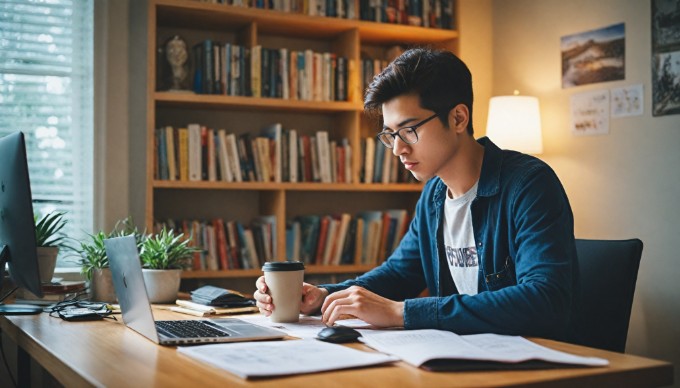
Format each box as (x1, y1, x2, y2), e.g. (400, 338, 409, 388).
(254, 276, 329, 316)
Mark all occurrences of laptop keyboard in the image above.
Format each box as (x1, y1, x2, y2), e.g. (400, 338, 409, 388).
(155, 320, 230, 338)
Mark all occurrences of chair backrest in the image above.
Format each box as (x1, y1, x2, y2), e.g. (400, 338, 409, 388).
(573, 238, 643, 353)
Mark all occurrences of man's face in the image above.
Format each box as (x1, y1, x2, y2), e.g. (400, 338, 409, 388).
(381, 94, 460, 182)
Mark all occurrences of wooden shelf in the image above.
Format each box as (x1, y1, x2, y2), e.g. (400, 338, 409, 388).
(182, 264, 375, 279)
(147, 0, 459, 282)
(153, 180, 424, 192)
(154, 0, 458, 46)
(155, 92, 363, 113)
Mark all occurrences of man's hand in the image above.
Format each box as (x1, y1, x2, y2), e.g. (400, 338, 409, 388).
(321, 286, 404, 328)
(254, 276, 328, 316)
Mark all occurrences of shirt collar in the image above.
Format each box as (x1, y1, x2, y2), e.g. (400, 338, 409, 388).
(476, 136, 502, 197)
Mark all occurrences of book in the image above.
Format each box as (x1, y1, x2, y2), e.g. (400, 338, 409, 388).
(357, 210, 383, 265)
(169, 305, 258, 317)
(360, 330, 608, 370)
(321, 216, 339, 265)
(213, 219, 230, 270)
(177, 127, 189, 181)
(363, 137, 375, 183)
(165, 126, 177, 181)
(331, 213, 352, 265)
(288, 129, 298, 183)
(204, 224, 218, 270)
(225, 133, 242, 182)
(296, 215, 320, 264)
(188, 123, 202, 181)
(157, 128, 168, 180)
(315, 131, 332, 183)
(261, 123, 282, 182)
(217, 129, 233, 182)
(251, 45, 261, 98)
(15, 280, 87, 305)
(171, 300, 258, 317)
(207, 127, 217, 181)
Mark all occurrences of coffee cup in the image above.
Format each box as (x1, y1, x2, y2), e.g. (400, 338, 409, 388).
(262, 261, 305, 323)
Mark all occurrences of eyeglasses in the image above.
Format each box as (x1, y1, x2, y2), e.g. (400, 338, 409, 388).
(376, 112, 440, 148)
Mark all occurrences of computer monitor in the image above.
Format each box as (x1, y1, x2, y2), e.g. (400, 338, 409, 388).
(0, 131, 44, 315)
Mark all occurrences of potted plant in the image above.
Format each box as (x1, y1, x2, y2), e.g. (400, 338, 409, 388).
(139, 227, 197, 303)
(34, 211, 68, 283)
(71, 217, 145, 302)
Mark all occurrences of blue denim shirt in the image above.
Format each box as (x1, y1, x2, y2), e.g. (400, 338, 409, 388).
(320, 137, 577, 341)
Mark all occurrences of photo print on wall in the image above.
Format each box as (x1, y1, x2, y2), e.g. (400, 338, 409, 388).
(561, 23, 625, 89)
(652, 0, 680, 116)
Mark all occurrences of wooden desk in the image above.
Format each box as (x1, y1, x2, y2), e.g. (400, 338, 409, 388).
(0, 308, 673, 387)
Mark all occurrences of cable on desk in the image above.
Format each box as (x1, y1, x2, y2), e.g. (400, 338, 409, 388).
(48, 296, 117, 322)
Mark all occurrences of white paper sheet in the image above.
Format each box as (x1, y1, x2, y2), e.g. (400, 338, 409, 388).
(237, 314, 374, 338)
(177, 339, 398, 379)
(359, 330, 608, 368)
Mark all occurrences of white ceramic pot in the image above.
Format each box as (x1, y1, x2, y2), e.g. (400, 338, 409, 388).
(91, 268, 118, 303)
(142, 269, 182, 304)
(36, 246, 59, 284)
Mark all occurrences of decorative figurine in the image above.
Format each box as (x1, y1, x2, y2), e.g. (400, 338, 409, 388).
(165, 35, 189, 91)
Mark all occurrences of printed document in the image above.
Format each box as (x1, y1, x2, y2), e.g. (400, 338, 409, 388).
(177, 339, 398, 378)
(359, 330, 609, 368)
(237, 314, 374, 339)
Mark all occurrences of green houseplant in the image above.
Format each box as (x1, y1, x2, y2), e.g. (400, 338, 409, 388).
(34, 211, 68, 283)
(72, 217, 146, 302)
(139, 227, 197, 303)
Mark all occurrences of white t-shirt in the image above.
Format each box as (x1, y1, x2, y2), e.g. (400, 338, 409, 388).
(443, 182, 479, 295)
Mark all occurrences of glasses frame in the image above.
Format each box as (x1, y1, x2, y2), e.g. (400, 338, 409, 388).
(376, 112, 440, 149)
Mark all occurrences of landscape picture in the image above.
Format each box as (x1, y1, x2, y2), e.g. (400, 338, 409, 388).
(561, 23, 625, 88)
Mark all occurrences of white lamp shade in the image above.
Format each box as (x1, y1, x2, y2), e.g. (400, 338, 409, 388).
(486, 96, 543, 154)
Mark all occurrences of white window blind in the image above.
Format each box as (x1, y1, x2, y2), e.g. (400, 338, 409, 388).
(0, 0, 94, 266)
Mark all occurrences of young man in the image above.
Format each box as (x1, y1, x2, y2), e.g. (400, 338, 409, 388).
(254, 48, 578, 341)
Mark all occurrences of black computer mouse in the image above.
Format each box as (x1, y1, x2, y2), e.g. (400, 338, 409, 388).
(316, 326, 362, 343)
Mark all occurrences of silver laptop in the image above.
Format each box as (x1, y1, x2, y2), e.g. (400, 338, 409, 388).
(104, 235, 285, 346)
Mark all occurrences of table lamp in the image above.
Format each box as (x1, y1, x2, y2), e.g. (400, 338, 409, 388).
(486, 94, 543, 154)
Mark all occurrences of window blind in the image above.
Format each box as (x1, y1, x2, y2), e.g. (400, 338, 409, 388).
(0, 0, 94, 266)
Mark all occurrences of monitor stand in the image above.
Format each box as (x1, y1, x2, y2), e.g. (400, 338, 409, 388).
(0, 304, 43, 315)
(0, 245, 43, 315)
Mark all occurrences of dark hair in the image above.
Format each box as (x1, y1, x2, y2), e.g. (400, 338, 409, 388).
(364, 48, 474, 135)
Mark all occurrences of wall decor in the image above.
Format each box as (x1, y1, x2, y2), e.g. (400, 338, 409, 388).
(570, 89, 610, 136)
(652, 0, 680, 116)
(561, 23, 625, 88)
(611, 84, 644, 118)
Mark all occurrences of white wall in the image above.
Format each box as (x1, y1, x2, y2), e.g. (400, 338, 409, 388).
(492, 0, 680, 384)
(459, 0, 494, 136)
(95, 0, 130, 232)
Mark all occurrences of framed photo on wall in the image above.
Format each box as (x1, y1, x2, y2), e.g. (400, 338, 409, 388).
(561, 23, 625, 88)
(651, 0, 680, 116)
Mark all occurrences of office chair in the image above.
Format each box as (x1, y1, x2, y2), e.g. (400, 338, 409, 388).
(572, 238, 643, 353)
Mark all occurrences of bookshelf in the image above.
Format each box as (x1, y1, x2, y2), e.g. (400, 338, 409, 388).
(144, 0, 459, 279)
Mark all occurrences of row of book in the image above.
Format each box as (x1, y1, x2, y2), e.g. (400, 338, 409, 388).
(154, 123, 354, 184)
(288, 209, 410, 266)
(155, 122, 418, 184)
(155, 217, 277, 271)
(155, 208, 411, 271)
(198, 0, 358, 19)
(192, 0, 455, 30)
(191, 41, 349, 102)
(360, 0, 454, 29)
(360, 136, 417, 184)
